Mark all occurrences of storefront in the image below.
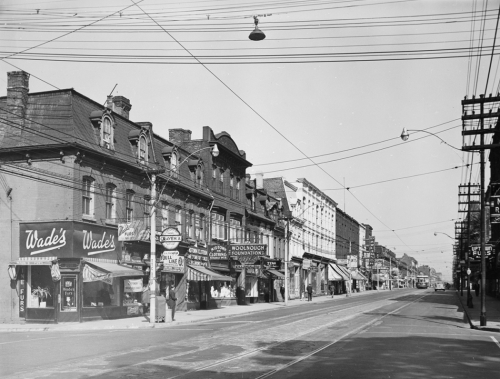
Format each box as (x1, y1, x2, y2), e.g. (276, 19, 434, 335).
(9, 221, 145, 323)
(328, 264, 344, 294)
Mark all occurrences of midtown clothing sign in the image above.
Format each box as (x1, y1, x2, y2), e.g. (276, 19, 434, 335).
(20, 221, 119, 260)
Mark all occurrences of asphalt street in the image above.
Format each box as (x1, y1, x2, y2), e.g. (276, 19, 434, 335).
(1, 289, 499, 379)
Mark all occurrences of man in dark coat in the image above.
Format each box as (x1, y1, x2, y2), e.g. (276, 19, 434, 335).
(168, 284, 177, 321)
(306, 283, 313, 301)
(280, 285, 285, 301)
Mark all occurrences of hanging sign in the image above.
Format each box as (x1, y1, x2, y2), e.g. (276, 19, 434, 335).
(208, 245, 228, 261)
(161, 251, 184, 273)
(228, 244, 267, 264)
(124, 279, 143, 292)
(490, 195, 500, 223)
(302, 259, 311, 269)
(159, 227, 182, 250)
(469, 244, 493, 259)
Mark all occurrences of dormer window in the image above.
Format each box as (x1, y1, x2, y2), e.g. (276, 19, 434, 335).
(139, 136, 147, 163)
(102, 117, 112, 148)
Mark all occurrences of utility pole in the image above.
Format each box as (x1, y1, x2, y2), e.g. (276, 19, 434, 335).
(461, 93, 500, 326)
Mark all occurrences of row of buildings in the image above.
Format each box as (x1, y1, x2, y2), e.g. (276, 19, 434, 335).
(1, 71, 429, 324)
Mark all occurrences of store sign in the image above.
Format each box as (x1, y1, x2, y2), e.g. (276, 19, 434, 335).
(336, 259, 348, 265)
(208, 245, 228, 260)
(470, 244, 493, 259)
(228, 244, 267, 264)
(302, 259, 311, 269)
(124, 279, 143, 292)
(159, 227, 182, 250)
(161, 251, 184, 273)
(20, 222, 119, 260)
(347, 255, 358, 268)
(187, 247, 209, 267)
(118, 220, 150, 241)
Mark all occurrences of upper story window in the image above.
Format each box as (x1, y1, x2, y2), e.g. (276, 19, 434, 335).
(105, 183, 116, 220)
(219, 169, 224, 194)
(171, 152, 178, 178)
(143, 196, 151, 227)
(82, 176, 94, 217)
(102, 117, 112, 149)
(229, 176, 234, 198)
(236, 178, 241, 201)
(161, 202, 169, 230)
(126, 190, 135, 222)
(139, 136, 148, 163)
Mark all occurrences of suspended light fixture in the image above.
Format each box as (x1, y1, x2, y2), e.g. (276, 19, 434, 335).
(249, 16, 266, 41)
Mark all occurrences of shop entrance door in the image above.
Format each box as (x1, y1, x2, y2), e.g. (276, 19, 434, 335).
(58, 275, 80, 322)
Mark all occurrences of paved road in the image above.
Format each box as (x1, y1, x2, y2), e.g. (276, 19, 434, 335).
(1, 289, 499, 378)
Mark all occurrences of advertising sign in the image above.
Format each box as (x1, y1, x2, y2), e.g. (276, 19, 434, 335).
(302, 259, 311, 269)
(490, 195, 500, 223)
(118, 220, 150, 241)
(336, 259, 348, 265)
(161, 251, 184, 273)
(187, 247, 209, 267)
(159, 227, 182, 250)
(228, 244, 267, 264)
(61, 277, 77, 312)
(347, 255, 358, 268)
(470, 244, 493, 260)
(208, 245, 228, 261)
(20, 221, 119, 260)
(124, 279, 143, 292)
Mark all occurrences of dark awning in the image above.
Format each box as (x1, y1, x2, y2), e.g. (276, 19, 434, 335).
(266, 269, 285, 279)
(187, 265, 233, 282)
(83, 261, 145, 282)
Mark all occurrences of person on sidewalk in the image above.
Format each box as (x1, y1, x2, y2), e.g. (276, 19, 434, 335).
(307, 284, 313, 302)
(168, 284, 177, 321)
(280, 285, 285, 302)
(474, 281, 480, 297)
(328, 284, 334, 298)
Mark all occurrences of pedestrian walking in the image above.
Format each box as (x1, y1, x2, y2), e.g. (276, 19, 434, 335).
(328, 284, 334, 298)
(168, 284, 177, 321)
(474, 282, 480, 297)
(280, 285, 285, 301)
(306, 283, 313, 301)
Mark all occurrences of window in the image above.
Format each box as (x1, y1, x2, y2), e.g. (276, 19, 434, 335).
(186, 211, 193, 239)
(82, 177, 94, 216)
(198, 214, 206, 242)
(230, 218, 242, 242)
(139, 136, 147, 163)
(212, 212, 226, 240)
(197, 164, 204, 186)
(219, 169, 224, 193)
(161, 202, 169, 230)
(126, 190, 134, 222)
(28, 266, 55, 308)
(171, 152, 178, 178)
(105, 183, 116, 220)
(102, 117, 112, 148)
(175, 207, 182, 232)
(212, 167, 217, 187)
(230, 176, 234, 198)
(236, 178, 241, 201)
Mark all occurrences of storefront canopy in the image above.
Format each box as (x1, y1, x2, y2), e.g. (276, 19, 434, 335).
(328, 265, 343, 281)
(83, 261, 145, 282)
(9, 257, 57, 266)
(187, 265, 233, 282)
(351, 270, 367, 281)
(372, 273, 387, 282)
(330, 264, 349, 281)
(265, 269, 285, 279)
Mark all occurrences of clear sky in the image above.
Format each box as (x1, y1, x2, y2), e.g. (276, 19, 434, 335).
(2, 0, 498, 281)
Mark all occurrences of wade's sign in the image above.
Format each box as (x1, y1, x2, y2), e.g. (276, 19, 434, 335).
(20, 221, 119, 259)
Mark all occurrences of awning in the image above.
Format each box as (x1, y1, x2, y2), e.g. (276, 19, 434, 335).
(330, 264, 349, 281)
(9, 257, 57, 266)
(187, 265, 233, 282)
(372, 273, 387, 281)
(328, 265, 343, 281)
(350, 270, 367, 280)
(265, 269, 285, 279)
(83, 261, 145, 282)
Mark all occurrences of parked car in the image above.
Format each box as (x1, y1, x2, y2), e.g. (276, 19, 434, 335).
(435, 282, 445, 292)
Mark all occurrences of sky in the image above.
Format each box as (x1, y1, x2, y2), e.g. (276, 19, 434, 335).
(2, 0, 499, 281)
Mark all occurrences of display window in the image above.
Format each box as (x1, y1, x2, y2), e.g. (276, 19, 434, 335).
(187, 280, 200, 302)
(28, 266, 55, 308)
(210, 281, 235, 298)
(83, 279, 119, 307)
(245, 276, 258, 297)
(123, 278, 144, 305)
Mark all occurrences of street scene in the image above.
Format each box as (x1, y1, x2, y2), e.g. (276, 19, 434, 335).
(1, 1, 500, 378)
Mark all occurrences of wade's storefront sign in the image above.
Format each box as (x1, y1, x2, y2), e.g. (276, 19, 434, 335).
(20, 221, 119, 260)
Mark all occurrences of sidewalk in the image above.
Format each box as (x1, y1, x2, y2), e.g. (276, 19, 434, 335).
(0, 290, 372, 333)
(456, 290, 500, 332)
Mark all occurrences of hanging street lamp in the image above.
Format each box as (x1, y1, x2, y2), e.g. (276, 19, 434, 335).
(249, 16, 266, 41)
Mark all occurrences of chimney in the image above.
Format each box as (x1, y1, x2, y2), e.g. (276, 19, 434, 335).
(112, 96, 131, 119)
(169, 128, 192, 144)
(7, 71, 30, 131)
(255, 173, 264, 189)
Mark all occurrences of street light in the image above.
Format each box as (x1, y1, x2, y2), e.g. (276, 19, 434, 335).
(249, 16, 266, 41)
(148, 143, 219, 324)
(434, 232, 454, 240)
(400, 128, 462, 151)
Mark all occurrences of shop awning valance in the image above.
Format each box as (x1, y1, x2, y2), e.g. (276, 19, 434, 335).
(265, 269, 285, 279)
(187, 265, 233, 282)
(9, 257, 57, 266)
(83, 261, 145, 282)
(330, 264, 349, 281)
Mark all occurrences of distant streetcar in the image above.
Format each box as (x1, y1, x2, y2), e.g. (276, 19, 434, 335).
(416, 275, 429, 289)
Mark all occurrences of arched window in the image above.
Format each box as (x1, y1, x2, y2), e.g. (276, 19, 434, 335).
(171, 152, 178, 178)
(105, 183, 116, 220)
(82, 176, 94, 217)
(139, 136, 148, 163)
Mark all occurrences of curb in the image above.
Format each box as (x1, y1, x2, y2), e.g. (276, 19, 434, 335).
(455, 290, 500, 333)
(0, 290, 375, 333)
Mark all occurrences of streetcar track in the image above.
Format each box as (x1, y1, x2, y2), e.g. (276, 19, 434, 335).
(160, 295, 409, 379)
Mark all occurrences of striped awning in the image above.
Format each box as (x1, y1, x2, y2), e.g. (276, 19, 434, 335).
(83, 261, 144, 283)
(187, 265, 233, 282)
(265, 269, 285, 279)
(329, 264, 349, 281)
(328, 265, 343, 281)
(9, 257, 57, 266)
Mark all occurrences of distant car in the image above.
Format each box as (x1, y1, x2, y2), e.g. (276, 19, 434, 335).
(435, 282, 445, 292)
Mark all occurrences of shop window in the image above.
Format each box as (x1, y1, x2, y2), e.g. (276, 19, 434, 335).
(245, 276, 258, 297)
(126, 190, 134, 222)
(82, 176, 94, 217)
(105, 183, 116, 221)
(28, 266, 55, 308)
(83, 279, 119, 307)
